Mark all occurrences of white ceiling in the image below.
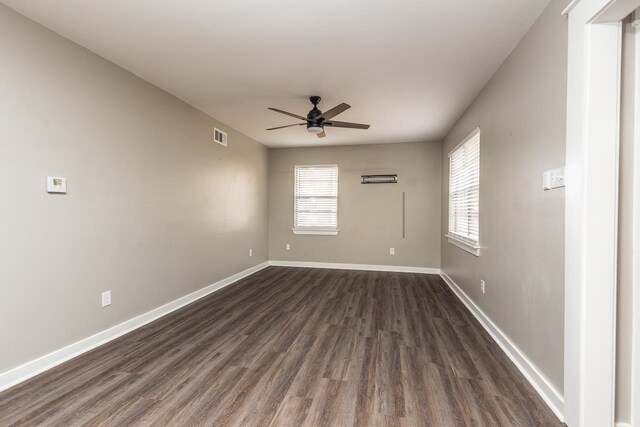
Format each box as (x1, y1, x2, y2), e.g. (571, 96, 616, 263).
(2, 0, 550, 147)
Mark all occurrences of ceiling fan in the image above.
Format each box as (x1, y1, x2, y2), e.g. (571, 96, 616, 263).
(267, 96, 370, 138)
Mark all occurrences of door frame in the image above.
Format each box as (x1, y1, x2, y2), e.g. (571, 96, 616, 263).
(633, 14, 640, 427)
(563, 0, 640, 426)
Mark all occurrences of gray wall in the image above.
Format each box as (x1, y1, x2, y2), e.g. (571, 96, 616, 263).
(269, 142, 441, 268)
(616, 13, 636, 426)
(0, 5, 268, 373)
(440, 0, 568, 395)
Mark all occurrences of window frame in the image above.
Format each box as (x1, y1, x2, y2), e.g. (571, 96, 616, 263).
(446, 128, 481, 256)
(292, 164, 339, 236)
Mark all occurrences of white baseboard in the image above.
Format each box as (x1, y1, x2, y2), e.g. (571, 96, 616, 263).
(615, 422, 632, 427)
(269, 260, 441, 274)
(439, 271, 565, 422)
(0, 261, 270, 394)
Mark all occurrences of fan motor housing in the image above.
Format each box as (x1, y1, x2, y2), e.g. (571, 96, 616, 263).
(307, 108, 322, 121)
(307, 95, 323, 125)
(306, 114, 323, 130)
(307, 121, 324, 133)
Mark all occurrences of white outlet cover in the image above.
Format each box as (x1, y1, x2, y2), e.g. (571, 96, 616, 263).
(286, 244, 291, 251)
(101, 290, 111, 307)
(480, 280, 486, 294)
(389, 248, 395, 255)
(47, 176, 67, 193)
(249, 248, 253, 257)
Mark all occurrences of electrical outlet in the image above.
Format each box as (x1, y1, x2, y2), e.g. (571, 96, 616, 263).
(249, 248, 253, 257)
(102, 290, 112, 307)
(480, 280, 486, 294)
(389, 248, 395, 255)
(286, 243, 291, 251)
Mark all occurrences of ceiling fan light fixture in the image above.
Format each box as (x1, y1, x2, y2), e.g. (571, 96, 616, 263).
(267, 97, 370, 138)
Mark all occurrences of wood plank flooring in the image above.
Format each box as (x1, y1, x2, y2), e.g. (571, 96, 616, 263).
(0, 267, 564, 426)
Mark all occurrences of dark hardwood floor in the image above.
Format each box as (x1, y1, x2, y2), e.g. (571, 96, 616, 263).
(0, 267, 563, 426)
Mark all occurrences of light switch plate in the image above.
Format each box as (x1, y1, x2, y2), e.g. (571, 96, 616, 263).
(47, 176, 67, 193)
(543, 167, 565, 190)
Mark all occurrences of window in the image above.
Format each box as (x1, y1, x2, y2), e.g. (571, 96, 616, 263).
(293, 165, 339, 235)
(447, 128, 480, 256)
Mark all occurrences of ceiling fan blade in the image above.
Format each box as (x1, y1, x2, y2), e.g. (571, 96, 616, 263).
(316, 129, 326, 138)
(268, 108, 307, 121)
(266, 123, 305, 130)
(325, 120, 370, 129)
(320, 103, 350, 120)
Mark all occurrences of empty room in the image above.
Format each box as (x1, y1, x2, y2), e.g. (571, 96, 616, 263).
(0, 0, 638, 426)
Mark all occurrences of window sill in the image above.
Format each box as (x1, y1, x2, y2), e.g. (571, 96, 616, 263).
(292, 229, 339, 236)
(446, 234, 480, 256)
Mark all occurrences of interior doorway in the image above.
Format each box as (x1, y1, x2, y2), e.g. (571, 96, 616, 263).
(563, 0, 640, 426)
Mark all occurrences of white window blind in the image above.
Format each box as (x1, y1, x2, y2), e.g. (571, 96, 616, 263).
(448, 130, 480, 247)
(294, 165, 338, 233)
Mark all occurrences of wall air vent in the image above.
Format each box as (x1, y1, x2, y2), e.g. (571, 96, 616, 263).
(214, 128, 228, 146)
(361, 174, 398, 184)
